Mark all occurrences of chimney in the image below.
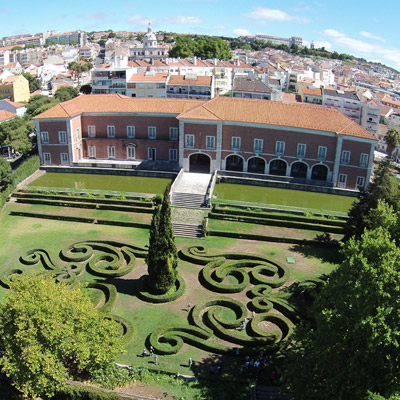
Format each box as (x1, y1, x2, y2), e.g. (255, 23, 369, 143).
(213, 58, 218, 66)
(193, 56, 197, 66)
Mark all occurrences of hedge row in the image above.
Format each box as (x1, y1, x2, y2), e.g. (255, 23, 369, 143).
(9, 211, 150, 229)
(87, 281, 117, 313)
(215, 202, 348, 221)
(209, 212, 345, 234)
(14, 197, 155, 213)
(1, 155, 40, 207)
(207, 229, 340, 247)
(249, 313, 294, 342)
(0, 268, 24, 289)
(137, 275, 186, 303)
(53, 384, 121, 400)
(14, 191, 153, 207)
(212, 204, 346, 227)
(107, 314, 134, 345)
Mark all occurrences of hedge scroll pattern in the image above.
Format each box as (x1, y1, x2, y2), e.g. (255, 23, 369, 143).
(137, 275, 186, 303)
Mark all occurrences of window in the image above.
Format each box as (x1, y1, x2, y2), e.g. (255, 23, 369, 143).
(148, 126, 156, 139)
(254, 139, 263, 153)
(206, 136, 215, 150)
(58, 131, 66, 144)
(107, 146, 115, 158)
(76, 128, 80, 141)
(41, 132, 49, 144)
(127, 126, 135, 138)
(148, 148, 156, 160)
(148, 84, 154, 89)
(138, 83, 145, 89)
(43, 152, 51, 164)
(232, 137, 241, 151)
(88, 125, 96, 137)
(169, 148, 177, 161)
(276, 141, 285, 155)
(169, 127, 178, 140)
(338, 174, 347, 188)
(127, 146, 135, 159)
(317, 146, 327, 161)
(60, 153, 68, 165)
(107, 126, 115, 138)
(185, 134, 194, 148)
(297, 143, 306, 158)
(88, 146, 96, 158)
(356, 176, 365, 188)
(341, 150, 351, 164)
(360, 153, 369, 167)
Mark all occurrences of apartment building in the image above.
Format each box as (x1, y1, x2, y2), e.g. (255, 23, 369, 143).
(166, 75, 214, 99)
(127, 72, 168, 98)
(0, 74, 30, 102)
(34, 95, 376, 190)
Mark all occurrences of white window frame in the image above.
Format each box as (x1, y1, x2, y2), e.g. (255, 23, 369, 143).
(60, 153, 68, 165)
(359, 153, 369, 167)
(356, 176, 365, 188)
(169, 127, 178, 140)
(254, 139, 263, 153)
(297, 143, 306, 158)
(148, 126, 156, 139)
(169, 148, 177, 161)
(107, 126, 115, 138)
(88, 146, 96, 158)
(338, 173, 347, 188)
(88, 125, 96, 137)
(148, 147, 156, 160)
(41, 131, 49, 144)
(127, 146, 135, 160)
(206, 136, 215, 150)
(107, 146, 115, 158)
(232, 136, 241, 151)
(127, 126, 135, 138)
(341, 150, 351, 165)
(43, 152, 51, 164)
(58, 131, 66, 144)
(276, 141, 285, 155)
(185, 134, 194, 148)
(317, 146, 327, 161)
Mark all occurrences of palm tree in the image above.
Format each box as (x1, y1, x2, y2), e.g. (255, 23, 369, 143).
(384, 127, 400, 159)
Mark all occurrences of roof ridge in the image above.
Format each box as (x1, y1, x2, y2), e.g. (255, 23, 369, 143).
(337, 118, 357, 134)
(201, 98, 223, 120)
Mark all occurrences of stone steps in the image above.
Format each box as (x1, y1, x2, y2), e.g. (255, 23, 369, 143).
(256, 386, 288, 400)
(171, 192, 208, 208)
(173, 223, 203, 238)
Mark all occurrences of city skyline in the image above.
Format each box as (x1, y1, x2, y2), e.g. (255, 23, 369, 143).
(1, 0, 400, 70)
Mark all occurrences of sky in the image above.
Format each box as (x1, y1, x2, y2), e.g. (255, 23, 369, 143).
(2, 0, 400, 70)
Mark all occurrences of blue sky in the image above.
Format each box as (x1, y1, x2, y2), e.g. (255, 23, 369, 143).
(2, 0, 400, 70)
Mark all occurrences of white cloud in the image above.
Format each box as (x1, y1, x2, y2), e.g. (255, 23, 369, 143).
(164, 16, 203, 24)
(233, 28, 250, 36)
(360, 31, 386, 43)
(313, 41, 332, 50)
(323, 29, 346, 38)
(127, 15, 152, 27)
(246, 7, 309, 23)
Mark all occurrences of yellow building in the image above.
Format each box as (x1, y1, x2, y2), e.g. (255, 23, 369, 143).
(0, 74, 30, 102)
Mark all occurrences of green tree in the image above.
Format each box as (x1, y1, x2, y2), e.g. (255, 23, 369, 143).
(68, 61, 93, 86)
(26, 94, 59, 117)
(0, 157, 12, 191)
(80, 83, 92, 94)
(284, 223, 400, 399)
(0, 274, 124, 398)
(146, 186, 178, 294)
(0, 117, 33, 155)
(344, 158, 400, 240)
(385, 127, 400, 158)
(55, 86, 79, 102)
(23, 72, 41, 93)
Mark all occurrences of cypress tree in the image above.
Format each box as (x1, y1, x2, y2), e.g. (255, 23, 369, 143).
(146, 186, 178, 294)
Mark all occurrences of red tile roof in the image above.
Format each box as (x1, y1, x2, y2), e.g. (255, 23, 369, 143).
(128, 73, 168, 82)
(167, 75, 212, 86)
(0, 110, 16, 122)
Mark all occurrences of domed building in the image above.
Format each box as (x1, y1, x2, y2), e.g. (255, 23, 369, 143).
(130, 23, 166, 61)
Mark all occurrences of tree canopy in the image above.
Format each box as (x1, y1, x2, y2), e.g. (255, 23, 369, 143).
(0, 117, 34, 155)
(26, 94, 59, 117)
(0, 274, 125, 398)
(385, 127, 400, 158)
(169, 36, 232, 60)
(284, 212, 400, 399)
(0, 157, 12, 191)
(22, 72, 41, 93)
(54, 86, 79, 102)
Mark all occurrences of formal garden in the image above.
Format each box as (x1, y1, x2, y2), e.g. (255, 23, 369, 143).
(0, 166, 347, 399)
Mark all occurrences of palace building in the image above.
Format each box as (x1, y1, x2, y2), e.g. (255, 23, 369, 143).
(34, 94, 376, 190)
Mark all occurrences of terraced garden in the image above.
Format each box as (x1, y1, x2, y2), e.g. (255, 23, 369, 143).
(0, 183, 342, 397)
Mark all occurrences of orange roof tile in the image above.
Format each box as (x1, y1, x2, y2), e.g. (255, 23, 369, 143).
(128, 73, 168, 82)
(168, 75, 212, 86)
(34, 94, 205, 119)
(0, 110, 16, 122)
(178, 97, 375, 140)
(301, 86, 322, 96)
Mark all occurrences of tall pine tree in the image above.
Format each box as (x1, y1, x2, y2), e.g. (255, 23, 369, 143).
(146, 186, 178, 294)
